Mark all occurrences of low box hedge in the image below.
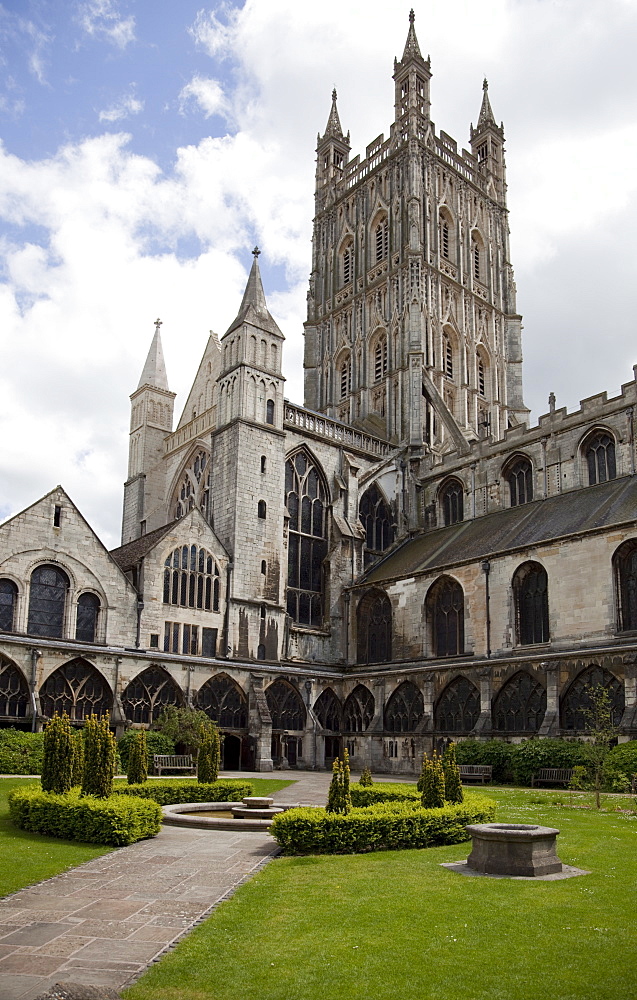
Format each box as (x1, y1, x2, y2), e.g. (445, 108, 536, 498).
(8, 785, 162, 846)
(270, 794, 496, 855)
(350, 782, 420, 806)
(112, 778, 253, 806)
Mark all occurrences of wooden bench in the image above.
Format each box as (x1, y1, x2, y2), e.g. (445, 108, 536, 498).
(531, 767, 574, 787)
(458, 765, 492, 784)
(153, 754, 196, 776)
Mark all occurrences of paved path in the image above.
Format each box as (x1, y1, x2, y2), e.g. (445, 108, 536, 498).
(0, 771, 338, 1000)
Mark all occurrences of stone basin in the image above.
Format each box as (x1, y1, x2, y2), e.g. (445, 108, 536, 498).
(162, 798, 293, 832)
(466, 822, 563, 877)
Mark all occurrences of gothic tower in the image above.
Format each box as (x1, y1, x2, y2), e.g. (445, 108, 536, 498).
(303, 10, 529, 458)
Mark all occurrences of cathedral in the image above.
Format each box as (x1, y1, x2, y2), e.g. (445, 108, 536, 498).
(1, 13, 636, 773)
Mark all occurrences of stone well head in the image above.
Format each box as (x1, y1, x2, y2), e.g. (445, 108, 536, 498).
(466, 823, 563, 877)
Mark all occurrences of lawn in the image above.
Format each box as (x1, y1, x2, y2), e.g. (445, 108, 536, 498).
(123, 786, 637, 1000)
(0, 776, 292, 898)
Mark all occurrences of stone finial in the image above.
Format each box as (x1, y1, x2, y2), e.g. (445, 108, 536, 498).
(549, 392, 556, 414)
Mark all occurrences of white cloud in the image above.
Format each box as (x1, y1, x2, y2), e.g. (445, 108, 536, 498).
(98, 92, 144, 123)
(188, 7, 237, 59)
(77, 0, 135, 50)
(178, 76, 226, 119)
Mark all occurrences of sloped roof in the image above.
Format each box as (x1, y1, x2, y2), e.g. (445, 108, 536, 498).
(363, 476, 637, 585)
(110, 521, 176, 571)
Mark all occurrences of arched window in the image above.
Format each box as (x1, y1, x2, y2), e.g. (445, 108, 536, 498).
(163, 546, 219, 612)
(357, 590, 392, 664)
(285, 450, 328, 628)
(343, 685, 375, 732)
(439, 479, 464, 527)
(427, 577, 464, 657)
(174, 449, 210, 519)
(196, 674, 248, 729)
(492, 672, 546, 733)
(266, 399, 275, 425)
(374, 217, 389, 262)
(76, 593, 101, 643)
(339, 354, 352, 399)
(561, 665, 624, 731)
(359, 484, 393, 562)
(0, 580, 18, 632)
(258, 500, 267, 519)
(373, 334, 388, 383)
(265, 679, 306, 730)
(513, 562, 549, 645)
(384, 681, 424, 733)
(28, 564, 69, 638)
(342, 241, 353, 285)
(614, 539, 637, 631)
(471, 231, 483, 282)
(505, 456, 533, 507)
(122, 666, 183, 725)
(477, 353, 486, 397)
(0, 656, 29, 718)
(435, 676, 480, 733)
(40, 658, 112, 721)
(313, 688, 341, 731)
(584, 430, 616, 486)
(443, 333, 453, 379)
(439, 210, 453, 260)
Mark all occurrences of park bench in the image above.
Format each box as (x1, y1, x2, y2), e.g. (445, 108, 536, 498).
(531, 767, 574, 787)
(153, 754, 196, 776)
(458, 765, 492, 784)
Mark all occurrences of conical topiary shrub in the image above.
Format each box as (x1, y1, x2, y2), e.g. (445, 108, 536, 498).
(41, 713, 73, 795)
(442, 741, 463, 803)
(82, 714, 116, 798)
(127, 730, 148, 785)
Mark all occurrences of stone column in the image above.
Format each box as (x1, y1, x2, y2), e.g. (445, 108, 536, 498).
(473, 666, 493, 735)
(249, 673, 273, 771)
(621, 656, 637, 735)
(539, 661, 560, 736)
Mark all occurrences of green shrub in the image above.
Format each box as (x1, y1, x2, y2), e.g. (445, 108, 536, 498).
(71, 729, 84, 786)
(603, 740, 637, 791)
(455, 739, 516, 782)
(420, 751, 445, 808)
(271, 795, 497, 854)
(112, 779, 252, 806)
(41, 713, 73, 794)
(127, 730, 148, 785)
(9, 785, 161, 846)
(0, 729, 44, 774)
(359, 766, 373, 787)
(326, 750, 351, 814)
(82, 715, 117, 798)
(442, 742, 463, 804)
(511, 738, 589, 785)
(197, 724, 221, 784)
(351, 783, 419, 806)
(117, 730, 174, 773)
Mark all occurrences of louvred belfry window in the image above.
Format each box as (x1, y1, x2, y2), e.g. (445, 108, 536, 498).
(285, 451, 328, 628)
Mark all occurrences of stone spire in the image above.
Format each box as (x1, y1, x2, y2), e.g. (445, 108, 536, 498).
(477, 78, 496, 129)
(323, 89, 344, 140)
(137, 319, 169, 390)
(400, 8, 422, 62)
(225, 248, 283, 338)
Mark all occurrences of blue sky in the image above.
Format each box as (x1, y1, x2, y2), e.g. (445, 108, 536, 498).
(1, 0, 637, 546)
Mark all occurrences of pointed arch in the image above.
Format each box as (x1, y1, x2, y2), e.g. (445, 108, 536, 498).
(285, 447, 329, 628)
(40, 658, 112, 721)
(170, 446, 211, 520)
(438, 477, 464, 527)
(265, 678, 306, 731)
(340, 234, 354, 286)
(76, 592, 101, 643)
(359, 482, 393, 562)
(581, 427, 616, 486)
(196, 673, 248, 730)
(163, 545, 219, 613)
(439, 206, 455, 261)
(471, 228, 485, 282)
(426, 576, 464, 657)
(336, 348, 352, 400)
(313, 687, 341, 732)
(492, 671, 546, 733)
(0, 655, 29, 719)
(442, 325, 456, 380)
(434, 676, 480, 733)
(28, 564, 70, 639)
(503, 453, 533, 507)
(0, 579, 18, 632)
(384, 681, 424, 733)
(369, 328, 388, 383)
(371, 211, 389, 262)
(121, 665, 183, 725)
(356, 589, 392, 664)
(343, 684, 375, 733)
(613, 538, 637, 632)
(513, 562, 549, 645)
(560, 665, 624, 731)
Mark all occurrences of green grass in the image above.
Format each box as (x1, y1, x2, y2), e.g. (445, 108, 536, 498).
(124, 786, 637, 1000)
(0, 776, 292, 898)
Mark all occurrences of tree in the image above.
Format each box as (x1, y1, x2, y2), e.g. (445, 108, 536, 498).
(197, 723, 221, 784)
(41, 713, 73, 795)
(152, 705, 212, 756)
(442, 741, 463, 804)
(326, 748, 352, 814)
(582, 684, 621, 809)
(82, 714, 117, 798)
(127, 730, 148, 785)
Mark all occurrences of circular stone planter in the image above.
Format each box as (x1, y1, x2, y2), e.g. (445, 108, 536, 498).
(162, 797, 292, 832)
(466, 823, 563, 877)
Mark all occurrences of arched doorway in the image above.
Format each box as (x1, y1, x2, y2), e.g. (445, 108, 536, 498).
(222, 733, 242, 770)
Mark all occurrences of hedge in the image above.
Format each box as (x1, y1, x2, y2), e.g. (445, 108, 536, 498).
(8, 785, 162, 846)
(455, 738, 589, 784)
(455, 740, 517, 782)
(350, 782, 419, 806)
(270, 795, 496, 854)
(0, 729, 44, 774)
(603, 740, 637, 791)
(117, 731, 175, 773)
(112, 778, 253, 806)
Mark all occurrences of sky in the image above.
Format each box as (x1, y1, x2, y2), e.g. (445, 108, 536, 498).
(1, 0, 637, 548)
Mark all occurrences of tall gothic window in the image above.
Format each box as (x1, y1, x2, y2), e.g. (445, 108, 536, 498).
(471, 231, 483, 282)
(163, 546, 219, 612)
(428, 577, 464, 657)
(40, 658, 112, 721)
(584, 430, 616, 486)
(492, 672, 546, 733)
(285, 450, 328, 628)
(443, 334, 453, 378)
(342, 242, 353, 285)
(313, 688, 341, 731)
(122, 666, 183, 725)
(28, 565, 69, 639)
(339, 355, 352, 399)
(265, 679, 306, 730)
(0, 580, 17, 632)
(357, 590, 392, 664)
(0, 656, 29, 718)
(343, 685, 375, 732)
(384, 681, 424, 733)
(359, 484, 392, 563)
(374, 217, 389, 262)
(513, 562, 549, 645)
(614, 539, 637, 632)
(440, 479, 464, 527)
(477, 354, 486, 397)
(196, 674, 248, 729)
(76, 593, 101, 643)
(505, 456, 533, 507)
(174, 449, 210, 519)
(373, 335, 388, 382)
(435, 677, 480, 733)
(561, 665, 624, 731)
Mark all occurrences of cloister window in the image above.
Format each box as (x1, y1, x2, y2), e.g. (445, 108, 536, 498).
(313, 688, 341, 731)
(343, 684, 375, 732)
(359, 484, 393, 563)
(0, 580, 17, 632)
(493, 671, 546, 733)
(505, 457, 533, 507)
(122, 666, 182, 724)
(427, 577, 464, 657)
(0, 656, 29, 718)
(75, 593, 101, 644)
(384, 681, 424, 733)
(373, 335, 388, 382)
(513, 562, 549, 645)
(560, 665, 624, 731)
(285, 450, 328, 628)
(356, 589, 392, 664)
(266, 679, 306, 730)
(614, 539, 637, 631)
(40, 658, 112, 721)
(584, 430, 616, 486)
(197, 674, 248, 729)
(342, 243, 353, 285)
(434, 677, 480, 733)
(374, 218, 389, 262)
(439, 479, 464, 527)
(163, 546, 219, 612)
(27, 564, 69, 639)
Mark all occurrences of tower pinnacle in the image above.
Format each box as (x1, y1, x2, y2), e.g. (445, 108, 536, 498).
(321, 89, 344, 141)
(137, 319, 169, 391)
(477, 78, 496, 129)
(401, 8, 422, 62)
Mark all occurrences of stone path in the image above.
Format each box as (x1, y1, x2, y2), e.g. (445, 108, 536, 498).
(0, 771, 337, 1000)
